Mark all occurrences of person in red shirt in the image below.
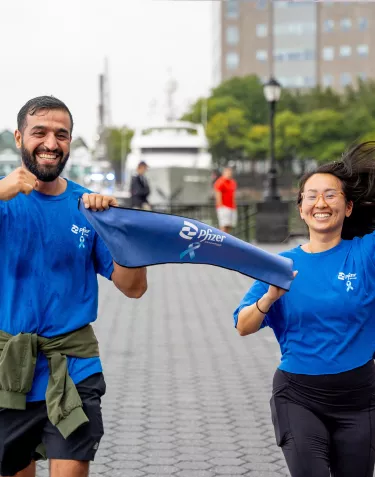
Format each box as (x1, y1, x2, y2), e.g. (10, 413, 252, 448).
(214, 166, 237, 233)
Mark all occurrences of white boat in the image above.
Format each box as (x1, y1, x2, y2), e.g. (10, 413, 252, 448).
(123, 121, 213, 206)
(0, 130, 21, 177)
(65, 137, 115, 194)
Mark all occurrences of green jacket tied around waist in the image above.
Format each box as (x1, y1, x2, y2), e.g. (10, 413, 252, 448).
(0, 325, 99, 439)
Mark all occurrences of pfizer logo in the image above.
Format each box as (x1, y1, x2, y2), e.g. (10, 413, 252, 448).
(179, 220, 198, 240)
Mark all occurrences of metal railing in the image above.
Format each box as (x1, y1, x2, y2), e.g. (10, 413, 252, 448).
(151, 201, 307, 243)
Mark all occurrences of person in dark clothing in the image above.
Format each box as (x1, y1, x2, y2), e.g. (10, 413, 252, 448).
(130, 161, 151, 210)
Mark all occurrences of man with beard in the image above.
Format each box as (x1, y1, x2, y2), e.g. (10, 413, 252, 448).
(0, 96, 147, 477)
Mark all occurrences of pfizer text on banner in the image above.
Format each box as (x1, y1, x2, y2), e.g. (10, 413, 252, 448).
(78, 201, 295, 291)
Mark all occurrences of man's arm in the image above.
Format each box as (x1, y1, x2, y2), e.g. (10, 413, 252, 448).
(214, 178, 223, 207)
(82, 192, 148, 299)
(215, 190, 223, 207)
(111, 262, 147, 299)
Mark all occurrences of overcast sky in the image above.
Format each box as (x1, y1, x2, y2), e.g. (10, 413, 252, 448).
(0, 0, 213, 145)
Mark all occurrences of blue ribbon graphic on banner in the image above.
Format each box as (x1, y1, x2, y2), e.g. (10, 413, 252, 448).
(179, 242, 201, 260)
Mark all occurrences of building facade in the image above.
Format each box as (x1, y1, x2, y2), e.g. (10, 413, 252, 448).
(213, 0, 375, 90)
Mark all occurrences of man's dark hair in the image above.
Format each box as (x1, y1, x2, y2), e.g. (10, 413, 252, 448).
(297, 141, 375, 239)
(17, 96, 74, 134)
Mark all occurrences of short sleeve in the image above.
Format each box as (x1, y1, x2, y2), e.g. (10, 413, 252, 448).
(93, 233, 114, 279)
(233, 280, 272, 330)
(214, 178, 224, 192)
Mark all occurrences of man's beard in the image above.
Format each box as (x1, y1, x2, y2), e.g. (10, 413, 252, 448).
(21, 145, 70, 182)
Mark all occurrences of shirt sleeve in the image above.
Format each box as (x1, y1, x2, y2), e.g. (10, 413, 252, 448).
(93, 232, 114, 280)
(233, 280, 273, 330)
(214, 178, 224, 192)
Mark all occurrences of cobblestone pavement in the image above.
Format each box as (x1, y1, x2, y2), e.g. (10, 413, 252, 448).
(38, 242, 299, 477)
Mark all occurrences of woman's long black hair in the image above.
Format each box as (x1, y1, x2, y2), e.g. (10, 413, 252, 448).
(297, 141, 375, 240)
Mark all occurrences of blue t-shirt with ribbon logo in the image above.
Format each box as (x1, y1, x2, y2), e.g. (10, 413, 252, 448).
(0, 179, 114, 401)
(234, 238, 375, 375)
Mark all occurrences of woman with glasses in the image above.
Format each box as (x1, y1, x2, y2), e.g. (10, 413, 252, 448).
(234, 142, 375, 477)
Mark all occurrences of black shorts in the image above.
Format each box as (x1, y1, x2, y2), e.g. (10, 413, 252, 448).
(0, 372, 106, 477)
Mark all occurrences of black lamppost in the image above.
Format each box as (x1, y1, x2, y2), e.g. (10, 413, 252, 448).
(255, 77, 289, 243)
(263, 77, 282, 201)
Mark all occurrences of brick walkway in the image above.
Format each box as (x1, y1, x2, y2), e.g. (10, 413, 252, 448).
(38, 242, 298, 477)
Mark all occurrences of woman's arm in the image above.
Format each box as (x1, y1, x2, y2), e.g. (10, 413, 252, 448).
(236, 293, 276, 336)
(236, 271, 297, 336)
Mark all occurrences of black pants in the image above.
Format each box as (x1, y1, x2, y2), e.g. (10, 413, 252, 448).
(270, 360, 375, 477)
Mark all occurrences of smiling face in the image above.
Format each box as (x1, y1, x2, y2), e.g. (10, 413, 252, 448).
(15, 108, 72, 182)
(299, 173, 353, 236)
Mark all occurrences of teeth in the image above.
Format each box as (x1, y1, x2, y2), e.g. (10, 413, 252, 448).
(38, 154, 57, 159)
(314, 214, 330, 218)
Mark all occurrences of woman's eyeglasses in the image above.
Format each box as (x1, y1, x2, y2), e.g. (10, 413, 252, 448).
(301, 191, 344, 205)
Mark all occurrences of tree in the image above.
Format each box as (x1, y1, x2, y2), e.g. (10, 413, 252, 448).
(211, 75, 268, 125)
(343, 79, 375, 118)
(106, 127, 134, 182)
(179, 74, 375, 168)
(341, 106, 375, 144)
(246, 125, 269, 161)
(181, 96, 243, 125)
(278, 86, 343, 115)
(206, 108, 250, 166)
(299, 109, 346, 163)
(274, 110, 302, 162)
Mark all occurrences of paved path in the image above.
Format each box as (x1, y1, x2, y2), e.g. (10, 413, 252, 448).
(38, 242, 300, 477)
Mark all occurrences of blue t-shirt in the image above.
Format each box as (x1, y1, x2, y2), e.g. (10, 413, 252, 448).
(0, 179, 114, 401)
(233, 236, 375, 375)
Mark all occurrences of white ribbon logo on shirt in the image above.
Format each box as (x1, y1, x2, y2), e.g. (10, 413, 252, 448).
(71, 224, 91, 249)
(338, 272, 357, 292)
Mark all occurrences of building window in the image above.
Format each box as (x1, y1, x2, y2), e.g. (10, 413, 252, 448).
(226, 0, 239, 19)
(358, 17, 368, 31)
(304, 77, 316, 87)
(322, 74, 334, 87)
(256, 24, 268, 37)
(340, 46, 351, 57)
(278, 76, 315, 89)
(256, 0, 267, 9)
(294, 76, 305, 87)
(322, 47, 334, 61)
(226, 52, 239, 70)
(274, 23, 316, 35)
(340, 73, 351, 86)
(226, 26, 239, 45)
(256, 50, 268, 62)
(323, 20, 334, 32)
(275, 1, 288, 8)
(274, 49, 315, 62)
(340, 18, 352, 31)
(357, 44, 369, 57)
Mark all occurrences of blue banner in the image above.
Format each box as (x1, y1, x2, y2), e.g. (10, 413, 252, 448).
(79, 201, 294, 290)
